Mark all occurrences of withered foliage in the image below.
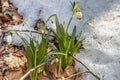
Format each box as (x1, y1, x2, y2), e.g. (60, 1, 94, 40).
(0, 0, 22, 29)
(38, 62, 81, 80)
(0, 44, 27, 80)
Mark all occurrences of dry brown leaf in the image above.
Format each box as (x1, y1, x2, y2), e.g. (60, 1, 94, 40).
(1, 0, 9, 8)
(34, 19, 45, 30)
(1, 14, 12, 22)
(12, 10, 22, 22)
(0, 72, 3, 80)
(46, 62, 60, 78)
(0, 0, 22, 29)
(64, 65, 75, 77)
(0, 13, 4, 17)
(3, 54, 27, 70)
(3, 69, 24, 80)
(0, 46, 5, 52)
(42, 61, 80, 80)
(38, 72, 50, 80)
(9, 3, 16, 10)
(0, 44, 27, 80)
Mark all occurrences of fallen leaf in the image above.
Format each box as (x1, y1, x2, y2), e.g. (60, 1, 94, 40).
(3, 69, 25, 80)
(12, 10, 22, 22)
(0, 0, 22, 29)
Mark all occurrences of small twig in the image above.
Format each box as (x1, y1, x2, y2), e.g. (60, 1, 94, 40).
(1, 29, 38, 34)
(19, 56, 56, 80)
(1, 29, 55, 38)
(65, 71, 101, 79)
(0, 33, 3, 47)
(70, 54, 90, 71)
(69, 54, 100, 80)
(65, 71, 88, 79)
(0, 31, 4, 47)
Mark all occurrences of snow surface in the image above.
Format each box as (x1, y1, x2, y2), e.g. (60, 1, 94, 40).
(8, 0, 120, 80)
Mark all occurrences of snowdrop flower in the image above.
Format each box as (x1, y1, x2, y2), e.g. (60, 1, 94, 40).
(51, 58, 59, 64)
(52, 22, 56, 32)
(75, 11, 82, 20)
(7, 34, 12, 45)
(55, 58, 59, 62)
(41, 30, 44, 33)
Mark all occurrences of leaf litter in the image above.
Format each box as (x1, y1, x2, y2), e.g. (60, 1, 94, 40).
(0, 43, 81, 80)
(0, 0, 22, 29)
(0, 44, 27, 80)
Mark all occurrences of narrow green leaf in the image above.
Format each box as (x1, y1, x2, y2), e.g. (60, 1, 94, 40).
(47, 51, 66, 57)
(70, 26, 76, 48)
(30, 38, 35, 53)
(72, 40, 83, 55)
(46, 14, 56, 23)
(15, 32, 35, 68)
(48, 42, 58, 52)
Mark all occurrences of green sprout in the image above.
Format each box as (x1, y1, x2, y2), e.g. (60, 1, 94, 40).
(15, 28, 50, 80)
(47, 11, 83, 70)
(46, 1, 83, 70)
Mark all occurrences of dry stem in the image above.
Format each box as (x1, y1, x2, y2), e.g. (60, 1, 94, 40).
(65, 71, 87, 79)
(69, 54, 100, 80)
(1, 29, 55, 37)
(0, 31, 4, 47)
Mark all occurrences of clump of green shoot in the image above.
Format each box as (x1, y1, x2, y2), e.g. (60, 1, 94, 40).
(47, 1, 83, 69)
(15, 27, 50, 80)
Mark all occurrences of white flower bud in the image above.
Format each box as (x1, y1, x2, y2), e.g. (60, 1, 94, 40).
(51, 58, 59, 64)
(41, 30, 44, 33)
(52, 22, 56, 32)
(55, 58, 59, 62)
(7, 34, 12, 45)
(75, 11, 82, 20)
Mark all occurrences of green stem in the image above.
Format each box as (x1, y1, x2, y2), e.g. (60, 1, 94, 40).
(66, 13, 74, 32)
(30, 70, 37, 80)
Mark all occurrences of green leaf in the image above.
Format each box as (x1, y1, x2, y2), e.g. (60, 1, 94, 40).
(47, 51, 66, 56)
(73, 1, 80, 13)
(26, 34, 39, 47)
(36, 31, 50, 65)
(55, 16, 61, 35)
(30, 38, 35, 53)
(15, 32, 35, 68)
(37, 66, 45, 73)
(26, 45, 35, 69)
(48, 42, 58, 52)
(46, 14, 56, 23)
(70, 26, 76, 48)
(72, 40, 83, 55)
